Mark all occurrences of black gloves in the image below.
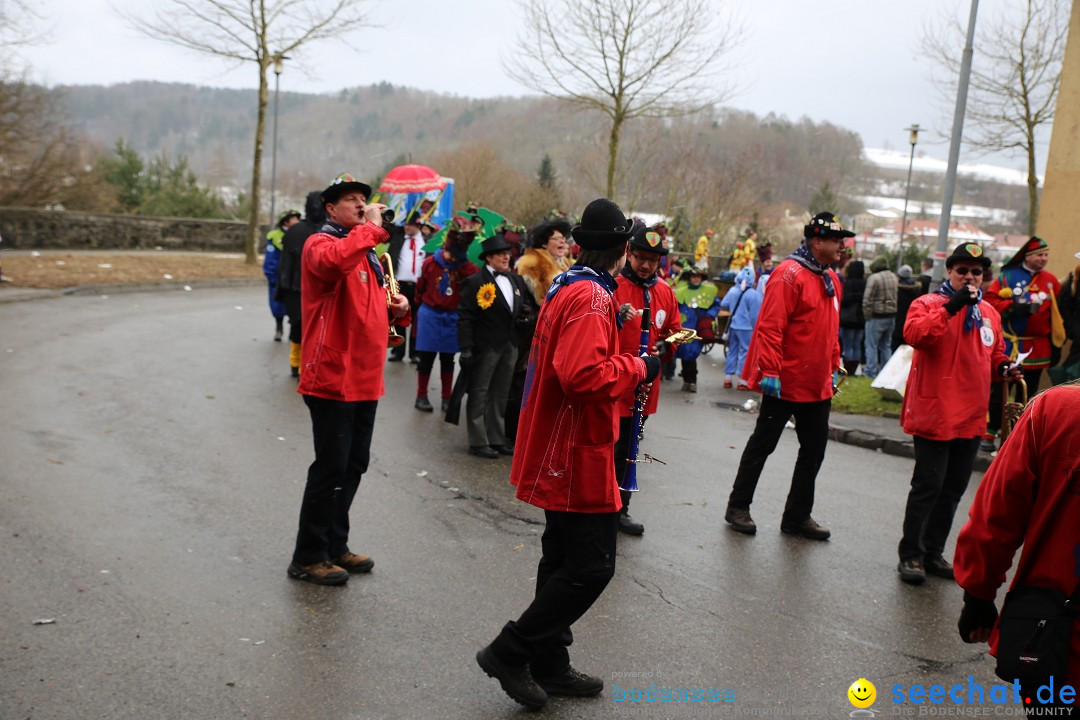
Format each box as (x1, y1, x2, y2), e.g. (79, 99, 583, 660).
(1010, 300, 1033, 319)
(957, 591, 998, 643)
(642, 355, 661, 383)
(945, 287, 977, 315)
(458, 351, 473, 370)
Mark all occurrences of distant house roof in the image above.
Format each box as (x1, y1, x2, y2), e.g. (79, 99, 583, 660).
(871, 218, 994, 244)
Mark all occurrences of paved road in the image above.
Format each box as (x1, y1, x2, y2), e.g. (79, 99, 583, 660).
(1, 287, 1007, 719)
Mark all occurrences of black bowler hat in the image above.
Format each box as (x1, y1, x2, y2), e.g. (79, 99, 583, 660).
(571, 198, 634, 250)
(321, 173, 373, 205)
(478, 233, 514, 259)
(805, 211, 855, 239)
(628, 222, 669, 256)
(945, 242, 991, 269)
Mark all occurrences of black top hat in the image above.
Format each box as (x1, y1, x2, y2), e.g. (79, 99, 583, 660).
(945, 242, 992, 269)
(321, 173, 373, 205)
(404, 210, 423, 227)
(804, 211, 855, 239)
(628, 222, 669, 256)
(479, 233, 514, 259)
(571, 198, 634, 251)
(529, 218, 573, 248)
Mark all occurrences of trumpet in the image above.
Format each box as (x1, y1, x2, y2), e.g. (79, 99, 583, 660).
(379, 252, 406, 348)
(1000, 376, 1028, 444)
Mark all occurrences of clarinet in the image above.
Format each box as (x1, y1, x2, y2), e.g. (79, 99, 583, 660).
(621, 289, 651, 492)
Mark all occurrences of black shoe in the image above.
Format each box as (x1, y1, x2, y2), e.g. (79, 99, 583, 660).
(469, 445, 499, 459)
(780, 517, 831, 540)
(979, 438, 996, 453)
(476, 646, 547, 709)
(898, 559, 926, 585)
(273, 328, 283, 342)
(414, 396, 434, 412)
(441, 398, 449, 412)
(290, 366, 299, 378)
(409, 355, 419, 364)
(724, 506, 757, 534)
(924, 555, 955, 580)
(496, 444, 514, 456)
(534, 666, 604, 697)
(618, 512, 644, 536)
(388, 351, 405, 362)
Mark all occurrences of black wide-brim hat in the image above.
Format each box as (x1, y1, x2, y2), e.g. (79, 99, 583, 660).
(945, 242, 992, 269)
(479, 233, 514, 259)
(571, 198, 634, 251)
(529, 218, 573, 248)
(629, 223, 669, 256)
(321, 173, 373, 205)
(805, 211, 855, 239)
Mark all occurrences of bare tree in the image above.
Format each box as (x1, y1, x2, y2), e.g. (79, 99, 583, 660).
(505, 0, 740, 199)
(124, 0, 375, 263)
(923, 0, 1068, 234)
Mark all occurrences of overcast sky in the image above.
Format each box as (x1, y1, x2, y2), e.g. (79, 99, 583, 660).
(19, 0, 1045, 172)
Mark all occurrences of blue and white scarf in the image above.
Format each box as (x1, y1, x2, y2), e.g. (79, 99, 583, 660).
(786, 244, 835, 297)
(936, 282, 983, 332)
(321, 221, 384, 286)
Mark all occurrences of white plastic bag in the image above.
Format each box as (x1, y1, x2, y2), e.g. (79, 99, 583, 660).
(871, 344, 913, 400)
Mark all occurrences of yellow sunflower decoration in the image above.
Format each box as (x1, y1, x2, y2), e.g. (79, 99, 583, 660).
(477, 282, 497, 310)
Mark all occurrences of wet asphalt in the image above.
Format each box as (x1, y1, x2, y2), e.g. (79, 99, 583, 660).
(0, 286, 1009, 719)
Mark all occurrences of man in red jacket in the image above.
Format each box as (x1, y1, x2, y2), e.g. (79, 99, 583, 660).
(286, 173, 410, 586)
(954, 383, 1080, 702)
(724, 211, 848, 541)
(896, 243, 1015, 584)
(476, 199, 660, 710)
(612, 221, 681, 535)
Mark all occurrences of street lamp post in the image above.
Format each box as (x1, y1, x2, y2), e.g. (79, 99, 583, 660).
(269, 53, 286, 226)
(896, 124, 920, 272)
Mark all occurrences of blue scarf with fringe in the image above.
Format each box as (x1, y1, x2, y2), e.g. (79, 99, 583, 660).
(321, 221, 384, 286)
(787, 244, 835, 297)
(936, 282, 983, 332)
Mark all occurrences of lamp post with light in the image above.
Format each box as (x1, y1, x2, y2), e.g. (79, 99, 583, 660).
(896, 123, 920, 272)
(268, 53, 288, 225)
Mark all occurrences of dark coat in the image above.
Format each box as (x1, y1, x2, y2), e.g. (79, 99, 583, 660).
(457, 268, 534, 353)
(278, 219, 321, 293)
(839, 277, 866, 329)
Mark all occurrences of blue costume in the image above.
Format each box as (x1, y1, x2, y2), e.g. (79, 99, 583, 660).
(721, 267, 763, 382)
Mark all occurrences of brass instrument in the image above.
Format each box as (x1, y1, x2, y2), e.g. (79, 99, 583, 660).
(1000, 376, 1028, 443)
(379, 252, 406, 348)
(665, 327, 702, 346)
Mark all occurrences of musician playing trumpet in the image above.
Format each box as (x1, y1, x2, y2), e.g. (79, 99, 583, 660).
(286, 173, 409, 587)
(895, 243, 1017, 586)
(611, 221, 682, 535)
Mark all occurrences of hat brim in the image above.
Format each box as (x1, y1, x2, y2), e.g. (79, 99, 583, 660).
(570, 226, 632, 251)
(322, 181, 373, 204)
(812, 229, 856, 239)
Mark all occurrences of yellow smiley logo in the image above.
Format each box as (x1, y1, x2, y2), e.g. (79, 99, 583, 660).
(848, 678, 876, 709)
(965, 243, 983, 257)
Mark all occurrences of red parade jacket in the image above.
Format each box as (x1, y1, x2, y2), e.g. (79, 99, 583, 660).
(613, 276, 681, 417)
(741, 258, 842, 403)
(415, 252, 479, 311)
(953, 385, 1080, 688)
(900, 294, 1009, 441)
(298, 221, 393, 402)
(511, 279, 647, 513)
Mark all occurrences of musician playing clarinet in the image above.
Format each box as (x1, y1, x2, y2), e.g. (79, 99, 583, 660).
(612, 221, 682, 535)
(476, 199, 661, 710)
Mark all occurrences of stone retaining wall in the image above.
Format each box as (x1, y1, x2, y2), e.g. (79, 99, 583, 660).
(0, 207, 266, 252)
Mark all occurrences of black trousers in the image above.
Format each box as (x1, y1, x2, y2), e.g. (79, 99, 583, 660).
(727, 395, 831, 523)
(282, 290, 302, 344)
(680, 358, 698, 383)
(613, 415, 635, 512)
(489, 510, 619, 676)
(987, 368, 1042, 433)
(292, 395, 377, 566)
(898, 436, 980, 562)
